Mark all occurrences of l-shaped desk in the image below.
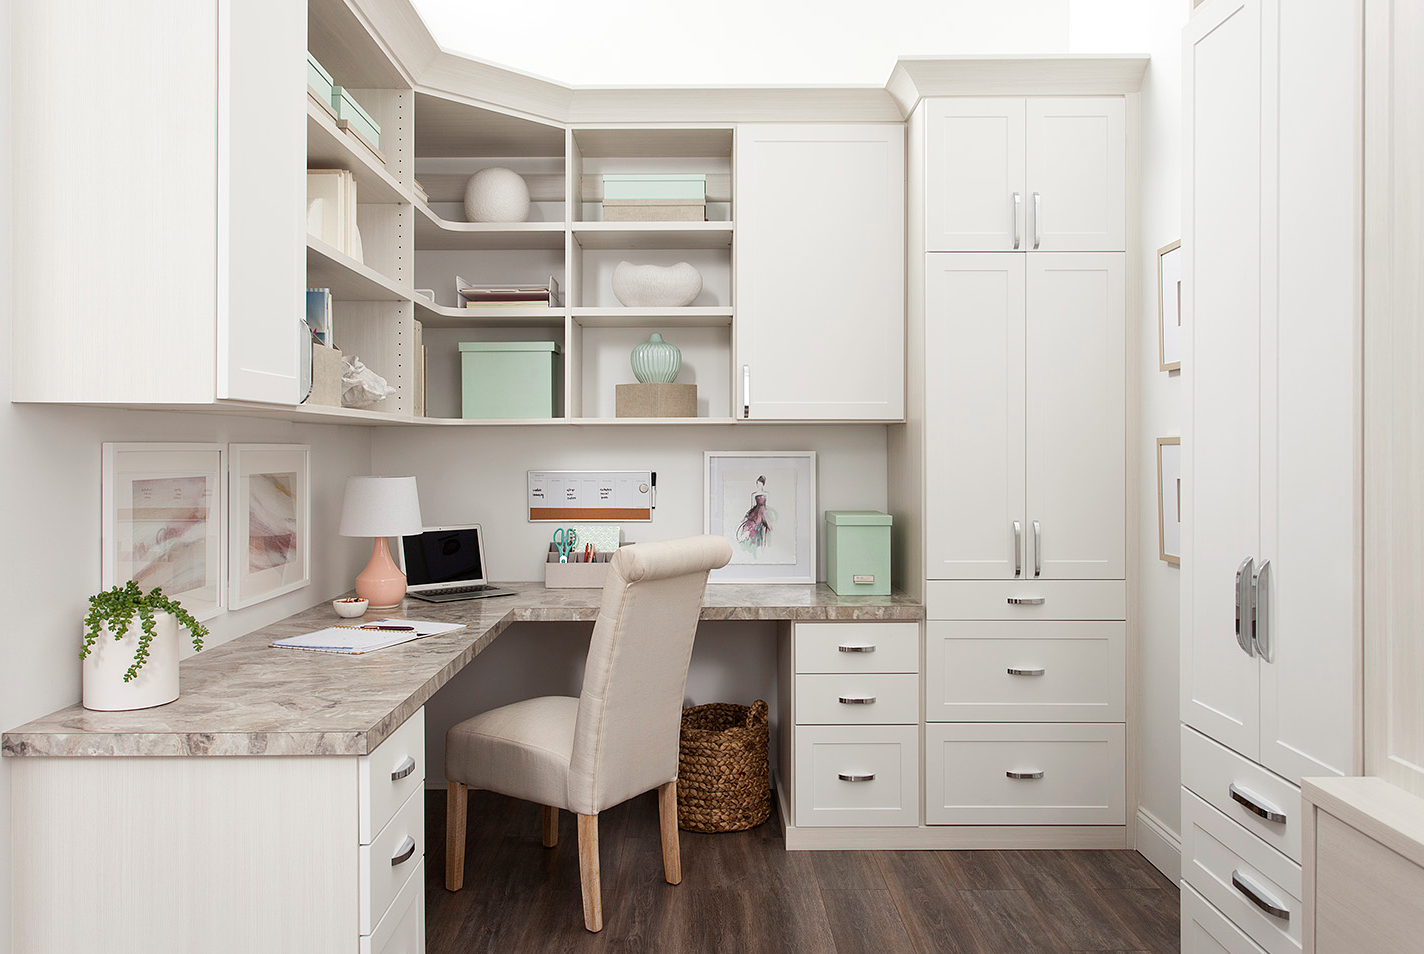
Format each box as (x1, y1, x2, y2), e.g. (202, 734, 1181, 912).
(3, 583, 923, 954)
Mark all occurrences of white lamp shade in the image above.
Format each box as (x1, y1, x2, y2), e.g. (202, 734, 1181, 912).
(339, 476, 423, 538)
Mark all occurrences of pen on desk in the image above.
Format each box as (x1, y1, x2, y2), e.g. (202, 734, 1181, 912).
(360, 624, 415, 631)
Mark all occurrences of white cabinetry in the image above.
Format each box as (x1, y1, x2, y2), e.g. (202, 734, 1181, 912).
(735, 124, 905, 421)
(925, 98, 1124, 252)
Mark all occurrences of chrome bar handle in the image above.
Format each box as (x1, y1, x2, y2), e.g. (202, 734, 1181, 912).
(1230, 783, 1287, 824)
(1013, 520, 1022, 577)
(838, 772, 875, 782)
(1032, 192, 1042, 249)
(1033, 520, 1041, 578)
(742, 365, 751, 419)
(391, 835, 417, 867)
(1231, 870, 1290, 921)
(838, 696, 876, 705)
(1253, 559, 1272, 661)
(1012, 192, 1022, 249)
(1235, 556, 1256, 657)
(1007, 667, 1046, 676)
(1006, 770, 1045, 780)
(838, 644, 876, 654)
(1007, 597, 1045, 606)
(390, 756, 416, 782)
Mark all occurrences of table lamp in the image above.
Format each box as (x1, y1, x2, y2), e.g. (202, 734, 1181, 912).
(339, 476, 423, 609)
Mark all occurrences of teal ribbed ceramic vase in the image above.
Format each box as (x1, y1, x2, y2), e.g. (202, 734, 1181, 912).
(630, 333, 681, 383)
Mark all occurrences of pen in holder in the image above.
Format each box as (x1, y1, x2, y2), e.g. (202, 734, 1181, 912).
(544, 542, 620, 588)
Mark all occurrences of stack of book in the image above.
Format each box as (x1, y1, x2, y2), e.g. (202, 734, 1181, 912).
(602, 174, 707, 222)
(456, 275, 561, 309)
(307, 169, 364, 262)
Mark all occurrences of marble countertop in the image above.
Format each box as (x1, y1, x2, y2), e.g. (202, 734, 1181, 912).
(2, 583, 922, 759)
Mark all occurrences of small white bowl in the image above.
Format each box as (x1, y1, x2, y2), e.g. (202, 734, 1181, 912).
(333, 597, 368, 619)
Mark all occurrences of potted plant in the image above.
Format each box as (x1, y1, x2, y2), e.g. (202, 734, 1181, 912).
(80, 581, 208, 711)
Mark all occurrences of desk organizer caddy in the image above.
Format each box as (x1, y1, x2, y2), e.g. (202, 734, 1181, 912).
(544, 543, 617, 588)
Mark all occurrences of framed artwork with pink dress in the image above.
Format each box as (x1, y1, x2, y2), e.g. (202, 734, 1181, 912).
(704, 451, 817, 584)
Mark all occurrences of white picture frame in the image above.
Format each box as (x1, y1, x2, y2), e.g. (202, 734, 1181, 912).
(228, 444, 311, 609)
(1158, 240, 1183, 371)
(704, 451, 817, 584)
(102, 443, 227, 621)
(1157, 436, 1182, 566)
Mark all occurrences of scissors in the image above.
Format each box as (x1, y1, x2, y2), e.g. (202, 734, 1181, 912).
(553, 527, 578, 563)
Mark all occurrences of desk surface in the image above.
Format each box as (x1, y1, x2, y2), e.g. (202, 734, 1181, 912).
(2, 583, 922, 759)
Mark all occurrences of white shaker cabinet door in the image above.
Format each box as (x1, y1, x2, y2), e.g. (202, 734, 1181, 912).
(1024, 253, 1125, 580)
(925, 99, 1026, 251)
(735, 124, 904, 420)
(924, 253, 1026, 580)
(1025, 98, 1126, 252)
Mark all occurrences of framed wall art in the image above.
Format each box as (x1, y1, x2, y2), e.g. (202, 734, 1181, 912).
(102, 443, 226, 621)
(229, 444, 311, 609)
(704, 451, 817, 584)
(1157, 436, 1182, 565)
(1158, 240, 1183, 371)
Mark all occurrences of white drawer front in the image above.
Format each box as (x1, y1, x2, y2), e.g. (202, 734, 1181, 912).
(794, 622, 919, 674)
(925, 723, 1125, 825)
(793, 725, 918, 827)
(1183, 883, 1271, 954)
(360, 707, 426, 844)
(926, 580, 1126, 620)
(1182, 790, 1301, 954)
(795, 673, 919, 725)
(925, 620, 1124, 722)
(360, 785, 424, 936)
(361, 859, 424, 954)
(1182, 725, 1301, 862)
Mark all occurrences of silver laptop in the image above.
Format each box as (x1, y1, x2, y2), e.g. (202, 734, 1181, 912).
(399, 524, 515, 603)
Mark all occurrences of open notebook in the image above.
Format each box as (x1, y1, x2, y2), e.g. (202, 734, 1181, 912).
(270, 618, 465, 655)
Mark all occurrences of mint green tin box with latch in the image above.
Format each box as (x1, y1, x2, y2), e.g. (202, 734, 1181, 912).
(825, 511, 893, 596)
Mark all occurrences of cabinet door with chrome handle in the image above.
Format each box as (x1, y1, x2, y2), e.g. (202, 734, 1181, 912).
(1235, 556, 1256, 657)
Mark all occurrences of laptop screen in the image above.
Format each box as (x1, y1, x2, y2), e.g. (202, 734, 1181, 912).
(401, 526, 485, 587)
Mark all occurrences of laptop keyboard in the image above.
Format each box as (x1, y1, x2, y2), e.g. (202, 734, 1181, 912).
(425, 584, 498, 596)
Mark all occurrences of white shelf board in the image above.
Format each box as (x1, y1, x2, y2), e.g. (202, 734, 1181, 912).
(571, 417, 738, 425)
(571, 307, 733, 329)
(412, 202, 566, 250)
(306, 238, 411, 302)
(572, 222, 734, 250)
(413, 298, 567, 327)
(306, 95, 409, 205)
(571, 126, 734, 159)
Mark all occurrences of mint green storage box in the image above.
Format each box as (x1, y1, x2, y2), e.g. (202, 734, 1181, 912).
(603, 174, 707, 201)
(307, 53, 334, 103)
(825, 511, 893, 596)
(459, 341, 562, 419)
(330, 86, 381, 150)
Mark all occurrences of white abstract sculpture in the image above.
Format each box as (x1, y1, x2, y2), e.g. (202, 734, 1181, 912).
(612, 261, 703, 307)
(464, 167, 530, 223)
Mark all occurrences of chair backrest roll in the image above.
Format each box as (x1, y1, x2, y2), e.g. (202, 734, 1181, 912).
(566, 534, 733, 815)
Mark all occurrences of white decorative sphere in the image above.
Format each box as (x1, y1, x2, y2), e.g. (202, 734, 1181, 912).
(464, 168, 530, 223)
(612, 261, 703, 307)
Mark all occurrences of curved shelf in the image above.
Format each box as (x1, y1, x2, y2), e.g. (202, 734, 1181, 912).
(413, 298, 566, 327)
(413, 202, 566, 250)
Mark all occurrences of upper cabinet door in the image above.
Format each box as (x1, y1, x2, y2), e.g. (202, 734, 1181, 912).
(1026, 99, 1126, 252)
(925, 99, 1027, 251)
(924, 254, 1026, 580)
(735, 124, 905, 420)
(1024, 253, 1125, 580)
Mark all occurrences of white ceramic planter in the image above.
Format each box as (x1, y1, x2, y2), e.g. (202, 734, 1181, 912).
(82, 611, 181, 711)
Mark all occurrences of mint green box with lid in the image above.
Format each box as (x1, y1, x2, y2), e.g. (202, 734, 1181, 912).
(459, 341, 562, 419)
(825, 511, 893, 596)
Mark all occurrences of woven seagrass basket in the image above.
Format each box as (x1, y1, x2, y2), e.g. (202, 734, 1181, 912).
(676, 699, 772, 832)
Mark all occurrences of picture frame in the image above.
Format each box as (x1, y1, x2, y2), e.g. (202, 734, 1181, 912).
(1158, 240, 1183, 371)
(704, 451, 817, 584)
(102, 443, 227, 622)
(1157, 437, 1182, 565)
(228, 444, 311, 609)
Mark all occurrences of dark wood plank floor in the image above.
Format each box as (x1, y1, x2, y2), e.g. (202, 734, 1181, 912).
(425, 789, 1179, 954)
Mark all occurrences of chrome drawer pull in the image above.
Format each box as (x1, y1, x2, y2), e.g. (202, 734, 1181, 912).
(1232, 869, 1290, 921)
(390, 835, 417, 867)
(838, 644, 876, 653)
(1229, 783, 1287, 824)
(390, 756, 417, 782)
(838, 772, 876, 782)
(1007, 667, 1046, 676)
(1006, 770, 1045, 779)
(838, 696, 876, 705)
(1007, 597, 1046, 606)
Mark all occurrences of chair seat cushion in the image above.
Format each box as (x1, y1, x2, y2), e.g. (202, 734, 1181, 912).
(446, 695, 580, 809)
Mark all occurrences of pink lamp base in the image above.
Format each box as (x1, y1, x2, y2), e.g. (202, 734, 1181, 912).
(355, 537, 407, 609)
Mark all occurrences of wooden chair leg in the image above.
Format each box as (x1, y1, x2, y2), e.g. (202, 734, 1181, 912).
(577, 814, 603, 932)
(445, 781, 468, 891)
(658, 780, 682, 885)
(542, 805, 559, 848)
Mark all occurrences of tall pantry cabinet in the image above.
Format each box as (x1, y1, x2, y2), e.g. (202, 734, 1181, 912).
(902, 96, 1130, 836)
(1180, 0, 1360, 952)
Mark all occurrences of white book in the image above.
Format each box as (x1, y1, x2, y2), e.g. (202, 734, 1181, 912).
(270, 617, 465, 655)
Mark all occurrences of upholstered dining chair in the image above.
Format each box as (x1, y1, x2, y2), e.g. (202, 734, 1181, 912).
(443, 534, 733, 932)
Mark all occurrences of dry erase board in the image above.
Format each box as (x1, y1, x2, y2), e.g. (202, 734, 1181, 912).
(528, 470, 653, 522)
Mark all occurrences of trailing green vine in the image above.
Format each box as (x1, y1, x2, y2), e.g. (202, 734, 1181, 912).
(82, 581, 208, 683)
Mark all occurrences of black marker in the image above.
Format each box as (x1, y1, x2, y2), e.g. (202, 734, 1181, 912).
(651, 471, 657, 509)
